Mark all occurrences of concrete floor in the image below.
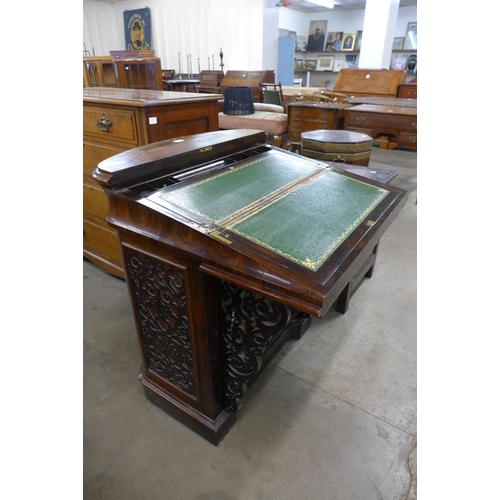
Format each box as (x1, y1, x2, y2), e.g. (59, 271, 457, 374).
(83, 146, 417, 500)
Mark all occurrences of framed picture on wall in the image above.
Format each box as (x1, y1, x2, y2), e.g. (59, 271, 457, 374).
(355, 31, 363, 50)
(325, 32, 343, 51)
(124, 8, 152, 50)
(341, 33, 356, 51)
(294, 59, 304, 70)
(305, 59, 317, 71)
(306, 20, 327, 51)
(404, 22, 417, 50)
(393, 37, 405, 50)
(317, 55, 334, 71)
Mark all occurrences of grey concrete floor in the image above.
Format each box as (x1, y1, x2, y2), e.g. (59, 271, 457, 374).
(83, 146, 417, 500)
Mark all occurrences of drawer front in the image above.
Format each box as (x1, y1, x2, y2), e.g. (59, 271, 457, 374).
(345, 126, 375, 138)
(398, 86, 417, 99)
(346, 112, 417, 132)
(83, 106, 140, 146)
(83, 182, 109, 222)
(83, 141, 127, 181)
(289, 107, 336, 121)
(83, 218, 122, 264)
(398, 132, 417, 148)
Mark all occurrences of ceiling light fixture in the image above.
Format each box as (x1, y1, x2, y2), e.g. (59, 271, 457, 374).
(305, 0, 335, 8)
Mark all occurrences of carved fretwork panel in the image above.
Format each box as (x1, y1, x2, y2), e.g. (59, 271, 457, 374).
(124, 247, 196, 396)
(220, 281, 309, 412)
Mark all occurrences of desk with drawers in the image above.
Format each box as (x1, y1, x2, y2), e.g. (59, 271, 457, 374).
(344, 104, 417, 150)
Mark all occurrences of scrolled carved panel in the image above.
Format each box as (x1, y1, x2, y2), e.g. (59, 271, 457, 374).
(220, 281, 292, 412)
(124, 247, 196, 396)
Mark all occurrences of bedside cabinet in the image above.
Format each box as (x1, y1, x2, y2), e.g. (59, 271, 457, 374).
(83, 87, 221, 278)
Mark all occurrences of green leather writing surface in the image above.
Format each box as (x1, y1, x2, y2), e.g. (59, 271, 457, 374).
(160, 153, 318, 222)
(232, 172, 388, 270)
(158, 153, 388, 271)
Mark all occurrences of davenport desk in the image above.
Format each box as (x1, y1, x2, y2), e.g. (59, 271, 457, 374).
(83, 87, 222, 278)
(93, 129, 407, 444)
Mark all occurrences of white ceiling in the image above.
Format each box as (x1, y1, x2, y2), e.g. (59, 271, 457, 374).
(91, 0, 417, 13)
(281, 0, 417, 13)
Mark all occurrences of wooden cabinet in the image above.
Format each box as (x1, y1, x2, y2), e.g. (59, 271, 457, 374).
(113, 57, 163, 90)
(219, 70, 276, 102)
(83, 56, 117, 87)
(83, 87, 222, 278)
(344, 104, 417, 150)
(397, 82, 417, 99)
(286, 101, 351, 144)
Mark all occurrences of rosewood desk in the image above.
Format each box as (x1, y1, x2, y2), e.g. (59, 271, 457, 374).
(93, 130, 407, 445)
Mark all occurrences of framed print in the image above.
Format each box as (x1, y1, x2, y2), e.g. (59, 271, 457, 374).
(317, 55, 334, 71)
(345, 55, 357, 68)
(334, 57, 345, 72)
(325, 32, 343, 52)
(296, 35, 307, 51)
(393, 37, 405, 50)
(305, 59, 317, 71)
(404, 22, 417, 50)
(294, 59, 304, 71)
(341, 33, 356, 51)
(391, 53, 408, 70)
(124, 8, 152, 50)
(306, 20, 327, 51)
(355, 31, 363, 50)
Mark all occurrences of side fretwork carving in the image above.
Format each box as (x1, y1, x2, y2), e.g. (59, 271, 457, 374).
(220, 280, 310, 411)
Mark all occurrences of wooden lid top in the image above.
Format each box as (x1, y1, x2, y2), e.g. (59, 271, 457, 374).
(301, 130, 373, 145)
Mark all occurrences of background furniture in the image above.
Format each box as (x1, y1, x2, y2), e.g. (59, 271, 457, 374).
(219, 70, 276, 102)
(345, 96, 417, 107)
(344, 104, 417, 150)
(113, 57, 163, 90)
(83, 56, 117, 87)
(259, 81, 284, 106)
(333, 68, 407, 98)
(198, 70, 225, 94)
(83, 87, 222, 278)
(92, 129, 408, 445)
(300, 130, 373, 166)
(285, 101, 351, 151)
(397, 82, 417, 99)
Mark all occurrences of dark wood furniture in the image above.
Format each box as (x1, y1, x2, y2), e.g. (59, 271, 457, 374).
(300, 130, 373, 166)
(327, 163, 398, 185)
(219, 70, 276, 102)
(109, 50, 156, 59)
(285, 101, 352, 150)
(198, 70, 224, 94)
(397, 82, 417, 99)
(114, 57, 163, 90)
(165, 78, 201, 92)
(83, 87, 222, 278)
(345, 96, 417, 108)
(92, 129, 408, 445)
(83, 56, 117, 88)
(344, 104, 417, 150)
(333, 68, 407, 98)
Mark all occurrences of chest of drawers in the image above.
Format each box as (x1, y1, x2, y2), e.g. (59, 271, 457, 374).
(344, 104, 417, 150)
(286, 102, 351, 144)
(397, 83, 417, 99)
(83, 87, 221, 278)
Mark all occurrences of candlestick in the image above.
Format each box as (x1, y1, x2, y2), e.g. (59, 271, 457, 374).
(212, 55, 214, 70)
(178, 52, 181, 74)
(198, 58, 200, 74)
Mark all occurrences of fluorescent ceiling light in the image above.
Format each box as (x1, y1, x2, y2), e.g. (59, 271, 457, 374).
(305, 0, 335, 8)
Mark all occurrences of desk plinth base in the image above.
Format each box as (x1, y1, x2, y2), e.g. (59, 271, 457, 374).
(140, 372, 236, 446)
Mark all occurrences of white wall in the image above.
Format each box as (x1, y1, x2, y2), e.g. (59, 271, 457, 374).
(83, 0, 265, 72)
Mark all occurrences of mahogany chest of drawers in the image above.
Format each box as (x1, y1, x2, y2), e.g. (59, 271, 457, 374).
(83, 87, 221, 278)
(344, 104, 417, 150)
(287, 102, 352, 144)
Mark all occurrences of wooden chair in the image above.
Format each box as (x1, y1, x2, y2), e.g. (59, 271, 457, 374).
(259, 81, 284, 106)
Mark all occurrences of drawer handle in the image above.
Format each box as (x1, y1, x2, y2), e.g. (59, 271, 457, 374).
(356, 116, 366, 124)
(97, 116, 113, 132)
(409, 135, 417, 143)
(412, 122, 417, 129)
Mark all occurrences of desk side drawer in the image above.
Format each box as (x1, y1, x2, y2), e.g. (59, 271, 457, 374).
(346, 112, 416, 131)
(83, 106, 140, 146)
(398, 132, 417, 147)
